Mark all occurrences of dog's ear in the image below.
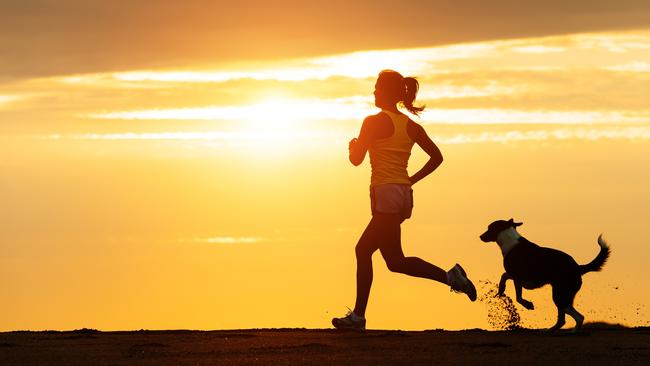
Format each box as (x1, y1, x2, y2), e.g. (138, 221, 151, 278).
(514, 221, 523, 227)
(509, 218, 523, 227)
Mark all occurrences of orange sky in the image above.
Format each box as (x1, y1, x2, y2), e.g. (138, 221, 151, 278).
(1, 2, 650, 331)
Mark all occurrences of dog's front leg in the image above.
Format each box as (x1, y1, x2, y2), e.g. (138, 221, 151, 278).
(497, 272, 511, 296)
(514, 281, 534, 310)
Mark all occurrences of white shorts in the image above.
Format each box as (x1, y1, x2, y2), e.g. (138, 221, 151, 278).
(370, 184, 413, 220)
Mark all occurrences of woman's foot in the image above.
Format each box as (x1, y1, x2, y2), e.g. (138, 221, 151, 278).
(447, 264, 477, 301)
(332, 309, 366, 331)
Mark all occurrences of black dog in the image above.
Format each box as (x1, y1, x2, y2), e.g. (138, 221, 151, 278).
(480, 219, 610, 331)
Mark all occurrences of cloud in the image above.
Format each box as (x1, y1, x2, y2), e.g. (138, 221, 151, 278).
(437, 126, 650, 144)
(41, 126, 650, 145)
(3, 30, 650, 137)
(48, 131, 334, 142)
(73, 43, 494, 86)
(87, 103, 650, 125)
(604, 61, 650, 72)
(88, 97, 372, 121)
(423, 109, 650, 125)
(0, 95, 21, 108)
(510, 46, 566, 54)
(181, 236, 264, 244)
(2, 1, 650, 80)
(20, 32, 640, 121)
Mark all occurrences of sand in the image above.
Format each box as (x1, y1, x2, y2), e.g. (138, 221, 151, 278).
(1, 325, 649, 366)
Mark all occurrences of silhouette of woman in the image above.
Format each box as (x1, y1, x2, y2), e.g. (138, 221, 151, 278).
(332, 70, 477, 330)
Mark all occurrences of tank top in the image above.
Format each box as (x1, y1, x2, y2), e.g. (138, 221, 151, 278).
(368, 110, 415, 187)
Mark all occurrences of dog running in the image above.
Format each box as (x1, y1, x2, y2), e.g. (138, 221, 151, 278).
(480, 219, 611, 331)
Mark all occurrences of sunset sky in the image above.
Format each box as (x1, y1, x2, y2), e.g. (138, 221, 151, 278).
(2, 1, 650, 331)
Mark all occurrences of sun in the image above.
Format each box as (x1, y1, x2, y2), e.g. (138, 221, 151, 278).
(241, 98, 302, 135)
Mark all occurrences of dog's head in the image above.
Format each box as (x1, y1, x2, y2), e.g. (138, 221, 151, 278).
(480, 218, 523, 243)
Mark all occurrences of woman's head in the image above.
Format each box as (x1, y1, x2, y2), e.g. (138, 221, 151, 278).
(374, 69, 425, 116)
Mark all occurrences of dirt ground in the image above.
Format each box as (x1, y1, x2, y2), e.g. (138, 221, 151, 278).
(1, 325, 649, 366)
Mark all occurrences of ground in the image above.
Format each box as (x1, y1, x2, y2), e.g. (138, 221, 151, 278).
(1, 325, 649, 365)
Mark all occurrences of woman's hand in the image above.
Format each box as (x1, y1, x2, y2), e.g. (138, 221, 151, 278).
(348, 117, 374, 166)
(349, 137, 359, 152)
(348, 137, 366, 166)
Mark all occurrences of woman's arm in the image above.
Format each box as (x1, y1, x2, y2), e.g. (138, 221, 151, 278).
(349, 117, 374, 166)
(409, 124, 443, 185)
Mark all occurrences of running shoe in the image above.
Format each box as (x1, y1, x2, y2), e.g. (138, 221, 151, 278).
(447, 263, 477, 301)
(332, 309, 366, 331)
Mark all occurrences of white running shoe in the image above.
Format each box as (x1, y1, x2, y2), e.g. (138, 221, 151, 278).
(447, 264, 477, 301)
(332, 309, 366, 331)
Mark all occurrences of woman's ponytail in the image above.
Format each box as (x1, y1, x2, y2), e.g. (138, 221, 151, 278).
(403, 77, 425, 116)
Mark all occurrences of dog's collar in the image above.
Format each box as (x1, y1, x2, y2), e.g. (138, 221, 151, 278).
(498, 228, 522, 257)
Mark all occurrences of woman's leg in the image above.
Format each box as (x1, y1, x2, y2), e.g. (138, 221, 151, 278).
(376, 214, 448, 284)
(352, 216, 382, 317)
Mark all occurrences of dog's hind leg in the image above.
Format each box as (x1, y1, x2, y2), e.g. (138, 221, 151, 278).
(551, 281, 581, 331)
(565, 306, 584, 332)
(549, 308, 566, 331)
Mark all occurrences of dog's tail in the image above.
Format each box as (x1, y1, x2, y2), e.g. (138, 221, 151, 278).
(580, 234, 611, 275)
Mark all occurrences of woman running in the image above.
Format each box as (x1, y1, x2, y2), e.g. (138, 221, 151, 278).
(332, 70, 477, 330)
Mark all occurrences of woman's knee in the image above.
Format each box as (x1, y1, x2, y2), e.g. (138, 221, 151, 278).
(385, 257, 407, 273)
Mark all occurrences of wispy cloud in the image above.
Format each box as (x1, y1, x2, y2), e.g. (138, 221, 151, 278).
(575, 33, 650, 52)
(417, 83, 522, 99)
(0, 95, 20, 108)
(88, 97, 373, 121)
(420, 109, 650, 125)
(88, 105, 650, 125)
(437, 126, 650, 144)
(94, 44, 494, 85)
(47, 131, 336, 142)
(41, 126, 650, 144)
(181, 236, 264, 244)
(510, 45, 566, 54)
(604, 61, 650, 72)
